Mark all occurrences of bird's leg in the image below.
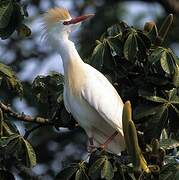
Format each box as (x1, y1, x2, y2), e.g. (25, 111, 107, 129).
(89, 137, 94, 146)
(100, 131, 118, 149)
(87, 137, 97, 153)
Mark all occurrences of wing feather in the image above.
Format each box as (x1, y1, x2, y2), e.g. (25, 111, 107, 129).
(81, 65, 124, 134)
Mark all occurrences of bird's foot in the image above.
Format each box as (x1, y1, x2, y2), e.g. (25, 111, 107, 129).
(87, 137, 97, 153)
(87, 144, 98, 153)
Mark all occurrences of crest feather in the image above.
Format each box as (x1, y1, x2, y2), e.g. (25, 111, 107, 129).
(44, 7, 71, 26)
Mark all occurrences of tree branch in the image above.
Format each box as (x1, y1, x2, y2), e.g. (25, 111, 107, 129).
(0, 101, 52, 125)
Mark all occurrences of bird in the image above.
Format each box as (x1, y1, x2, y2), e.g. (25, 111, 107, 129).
(42, 7, 125, 155)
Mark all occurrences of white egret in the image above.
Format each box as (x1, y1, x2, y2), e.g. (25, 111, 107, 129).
(42, 7, 125, 154)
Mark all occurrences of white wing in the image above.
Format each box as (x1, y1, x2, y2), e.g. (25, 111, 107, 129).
(81, 64, 124, 134)
(63, 86, 71, 113)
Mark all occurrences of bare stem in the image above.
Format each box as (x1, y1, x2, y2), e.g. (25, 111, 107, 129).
(0, 101, 52, 125)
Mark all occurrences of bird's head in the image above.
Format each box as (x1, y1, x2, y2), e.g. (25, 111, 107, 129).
(42, 7, 94, 46)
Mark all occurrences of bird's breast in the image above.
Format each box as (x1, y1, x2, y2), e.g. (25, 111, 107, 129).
(64, 87, 116, 134)
(64, 87, 94, 128)
(63, 84, 125, 154)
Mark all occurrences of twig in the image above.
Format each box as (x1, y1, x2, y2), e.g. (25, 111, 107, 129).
(0, 101, 52, 125)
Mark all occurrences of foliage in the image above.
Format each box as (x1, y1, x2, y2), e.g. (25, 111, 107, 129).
(0, 62, 23, 95)
(32, 72, 64, 105)
(55, 102, 179, 180)
(0, 0, 179, 179)
(0, 0, 30, 39)
(0, 108, 36, 179)
(90, 15, 179, 142)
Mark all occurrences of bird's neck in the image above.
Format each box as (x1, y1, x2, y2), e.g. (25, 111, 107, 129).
(58, 36, 85, 84)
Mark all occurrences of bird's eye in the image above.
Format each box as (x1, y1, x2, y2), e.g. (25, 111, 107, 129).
(63, 21, 70, 25)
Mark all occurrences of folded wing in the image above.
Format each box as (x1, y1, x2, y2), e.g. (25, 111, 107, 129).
(81, 65, 124, 135)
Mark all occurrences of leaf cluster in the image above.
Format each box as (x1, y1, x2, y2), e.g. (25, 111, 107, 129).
(0, 62, 23, 95)
(90, 16, 179, 141)
(32, 72, 64, 105)
(0, 109, 36, 179)
(55, 151, 119, 180)
(0, 0, 31, 39)
(56, 102, 179, 180)
(55, 148, 179, 180)
(0, 4, 179, 179)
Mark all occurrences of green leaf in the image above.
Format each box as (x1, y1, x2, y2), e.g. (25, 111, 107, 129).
(103, 41, 116, 70)
(0, 0, 13, 28)
(75, 169, 89, 180)
(91, 42, 104, 71)
(4, 134, 21, 155)
(1, 134, 36, 168)
(106, 37, 122, 56)
(1, 120, 19, 136)
(167, 88, 178, 101)
(160, 50, 176, 74)
(22, 138, 37, 168)
(124, 30, 150, 62)
(158, 14, 173, 45)
(135, 32, 151, 61)
(91, 41, 113, 71)
(139, 88, 179, 140)
(107, 24, 123, 37)
(144, 21, 158, 43)
(148, 47, 165, 64)
(137, 31, 151, 49)
(90, 40, 115, 71)
(159, 162, 178, 180)
(142, 95, 167, 103)
(101, 159, 114, 180)
(0, 2, 24, 39)
(124, 31, 138, 62)
(0, 63, 14, 77)
(88, 157, 106, 179)
(32, 72, 64, 104)
(55, 165, 78, 180)
(0, 133, 19, 147)
(0, 63, 23, 95)
(17, 23, 31, 38)
(173, 64, 179, 87)
(160, 139, 179, 151)
(148, 47, 177, 75)
(144, 105, 167, 140)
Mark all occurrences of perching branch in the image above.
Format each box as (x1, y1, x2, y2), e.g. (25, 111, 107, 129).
(0, 101, 52, 125)
(0, 101, 77, 130)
